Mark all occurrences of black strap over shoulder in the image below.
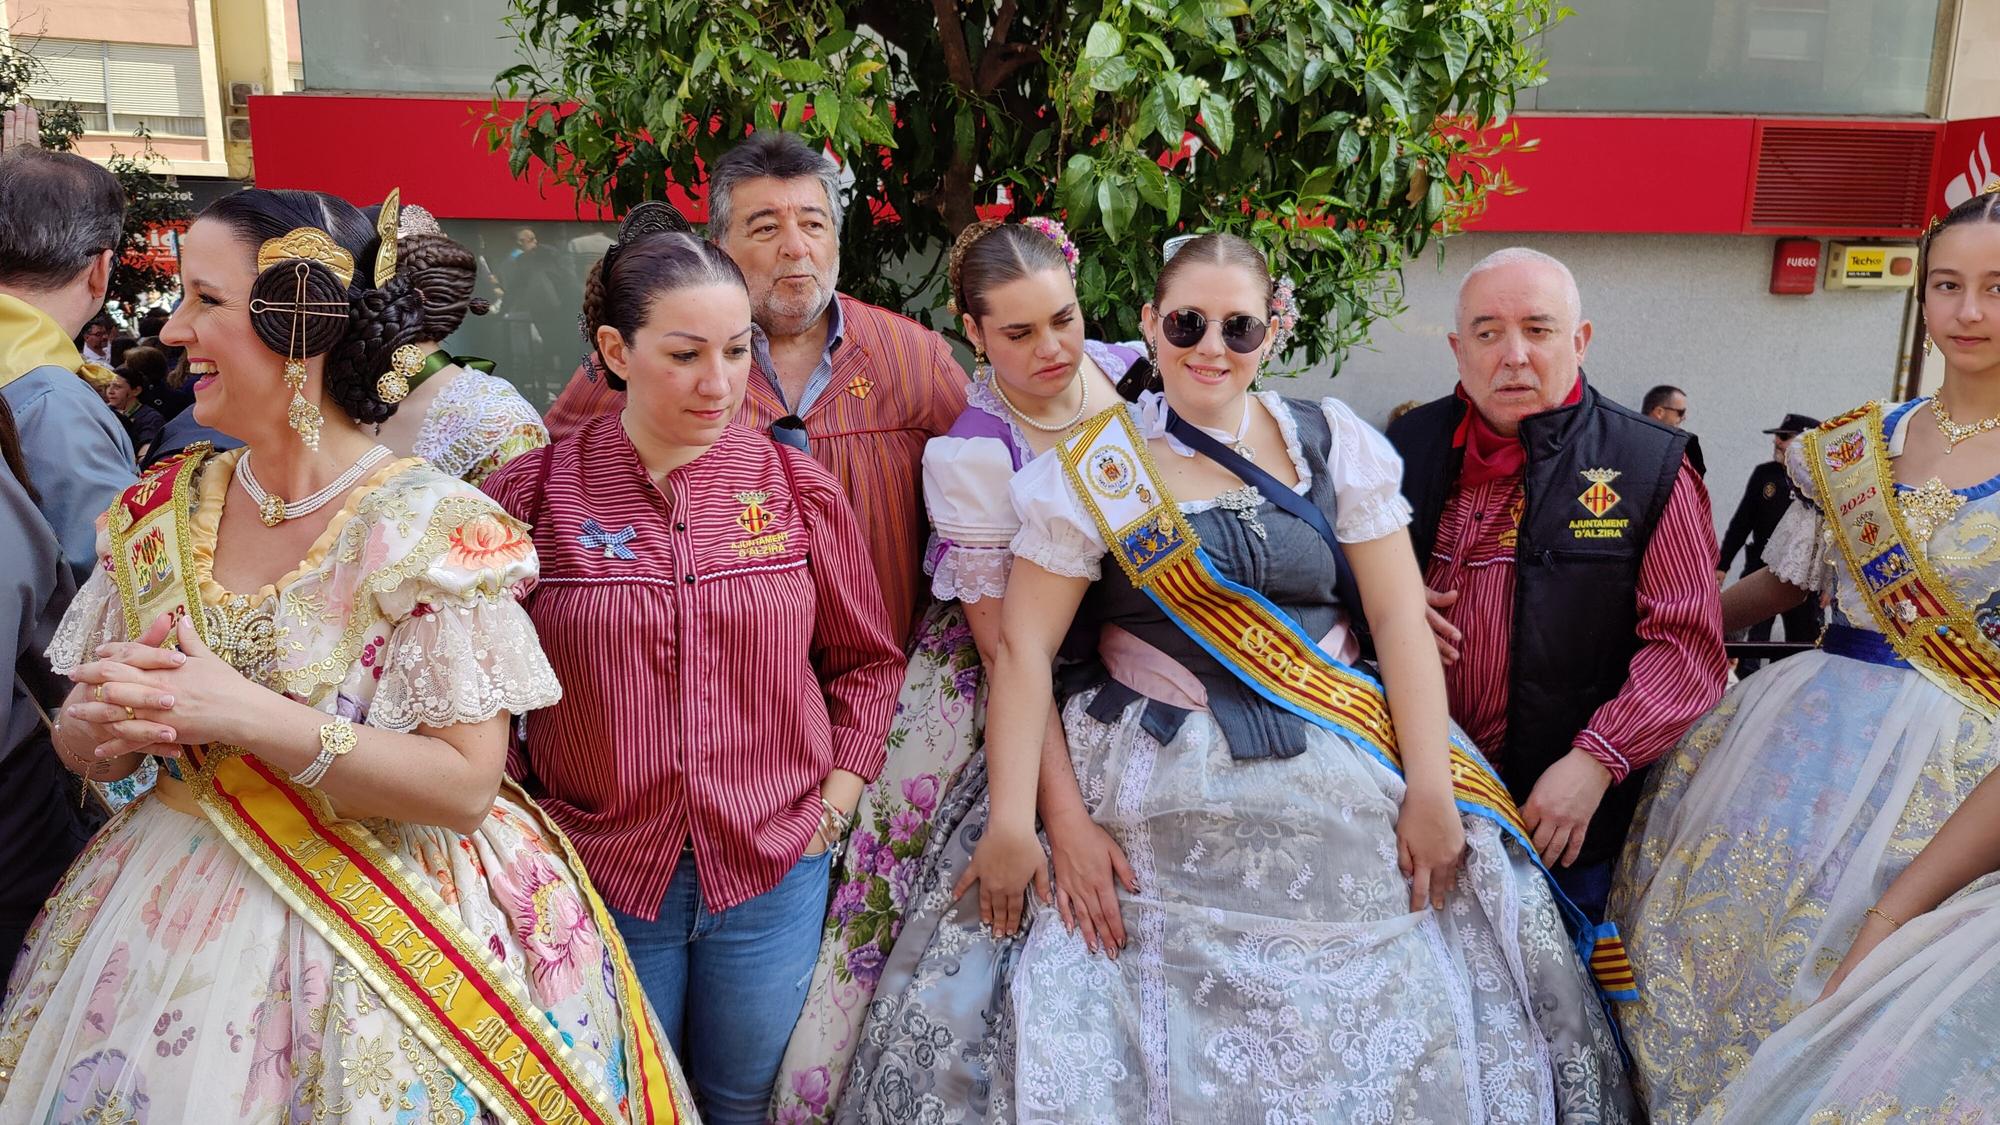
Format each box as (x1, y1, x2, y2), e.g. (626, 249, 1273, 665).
(1165, 408, 1364, 617)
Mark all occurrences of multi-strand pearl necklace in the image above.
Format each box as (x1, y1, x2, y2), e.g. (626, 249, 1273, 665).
(993, 369, 1089, 433)
(239, 445, 392, 527)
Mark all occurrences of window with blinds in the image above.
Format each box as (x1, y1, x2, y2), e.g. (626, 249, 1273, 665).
(19, 37, 206, 138)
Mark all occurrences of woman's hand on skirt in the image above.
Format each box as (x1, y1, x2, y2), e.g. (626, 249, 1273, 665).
(954, 820, 1050, 938)
(1818, 912, 1899, 1001)
(1396, 788, 1466, 911)
(1046, 810, 1137, 958)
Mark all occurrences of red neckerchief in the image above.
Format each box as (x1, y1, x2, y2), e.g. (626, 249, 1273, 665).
(1451, 378, 1584, 488)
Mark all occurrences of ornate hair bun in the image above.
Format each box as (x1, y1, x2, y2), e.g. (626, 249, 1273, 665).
(248, 228, 355, 360)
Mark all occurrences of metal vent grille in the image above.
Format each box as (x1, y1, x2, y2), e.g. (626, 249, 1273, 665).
(1745, 122, 1938, 236)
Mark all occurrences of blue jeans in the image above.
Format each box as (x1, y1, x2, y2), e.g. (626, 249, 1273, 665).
(610, 848, 832, 1124)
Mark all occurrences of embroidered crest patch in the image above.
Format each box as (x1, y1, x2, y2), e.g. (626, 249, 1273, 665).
(1577, 468, 1622, 518)
(847, 375, 875, 400)
(1088, 447, 1136, 499)
(1826, 432, 1866, 471)
(735, 491, 772, 535)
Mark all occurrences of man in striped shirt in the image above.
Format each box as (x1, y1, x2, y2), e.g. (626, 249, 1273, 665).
(544, 133, 967, 643)
(1387, 248, 1727, 920)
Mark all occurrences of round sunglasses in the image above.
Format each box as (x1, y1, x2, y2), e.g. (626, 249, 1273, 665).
(1160, 307, 1270, 354)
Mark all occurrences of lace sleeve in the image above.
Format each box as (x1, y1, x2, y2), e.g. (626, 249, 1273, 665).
(1764, 438, 1829, 590)
(365, 484, 560, 731)
(46, 566, 123, 674)
(369, 595, 561, 732)
(1007, 449, 1105, 580)
(1321, 397, 1414, 542)
(924, 433, 1021, 602)
(1763, 501, 1829, 591)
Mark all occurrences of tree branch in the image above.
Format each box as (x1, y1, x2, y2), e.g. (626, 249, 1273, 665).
(976, 42, 1037, 94)
(930, 0, 977, 91)
(991, 0, 1018, 47)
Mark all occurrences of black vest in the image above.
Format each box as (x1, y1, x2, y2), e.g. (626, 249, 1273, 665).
(1387, 382, 1688, 867)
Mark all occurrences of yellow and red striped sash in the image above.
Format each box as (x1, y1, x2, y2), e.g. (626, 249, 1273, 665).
(107, 449, 690, 1125)
(1805, 402, 2000, 719)
(1059, 407, 1638, 1001)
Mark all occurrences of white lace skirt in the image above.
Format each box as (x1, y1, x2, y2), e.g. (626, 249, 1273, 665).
(1697, 873, 2000, 1123)
(1008, 688, 1635, 1125)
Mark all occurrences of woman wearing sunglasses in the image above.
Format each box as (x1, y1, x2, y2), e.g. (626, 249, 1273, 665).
(959, 233, 1635, 1119)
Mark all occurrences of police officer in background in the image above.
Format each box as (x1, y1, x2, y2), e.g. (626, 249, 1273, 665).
(1719, 412, 1823, 665)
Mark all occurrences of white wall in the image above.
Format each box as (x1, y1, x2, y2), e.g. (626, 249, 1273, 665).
(1281, 231, 1913, 537)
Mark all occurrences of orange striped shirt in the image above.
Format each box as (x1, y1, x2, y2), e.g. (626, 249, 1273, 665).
(541, 294, 967, 640)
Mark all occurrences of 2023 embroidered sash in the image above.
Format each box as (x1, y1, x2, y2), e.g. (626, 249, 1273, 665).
(106, 447, 688, 1125)
(1804, 402, 2000, 719)
(1058, 408, 1638, 1001)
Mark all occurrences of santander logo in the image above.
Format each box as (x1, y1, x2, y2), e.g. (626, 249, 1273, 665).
(1944, 131, 1995, 209)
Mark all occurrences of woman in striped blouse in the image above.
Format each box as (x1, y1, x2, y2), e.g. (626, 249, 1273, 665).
(483, 210, 904, 1124)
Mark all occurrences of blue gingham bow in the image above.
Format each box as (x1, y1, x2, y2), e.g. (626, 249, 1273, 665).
(578, 518, 638, 560)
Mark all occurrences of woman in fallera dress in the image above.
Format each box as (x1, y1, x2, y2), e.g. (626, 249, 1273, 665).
(800, 218, 1138, 1125)
(955, 232, 1633, 1122)
(366, 201, 548, 486)
(0, 187, 692, 1124)
(1613, 184, 2000, 1123)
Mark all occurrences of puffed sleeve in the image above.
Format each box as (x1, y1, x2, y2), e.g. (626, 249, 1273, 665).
(922, 434, 1020, 602)
(1007, 448, 1108, 580)
(1321, 397, 1414, 543)
(1763, 436, 1829, 591)
(47, 508, 124, 674)
(366, 486, 562, 733)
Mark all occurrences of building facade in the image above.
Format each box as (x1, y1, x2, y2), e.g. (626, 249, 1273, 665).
(9, 0, 300, 182)
(186, 1, 2000, 513)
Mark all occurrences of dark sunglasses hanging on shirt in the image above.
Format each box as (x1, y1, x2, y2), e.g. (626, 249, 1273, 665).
(1161, 308, 1270, 354)
(770, 414, 810, 453)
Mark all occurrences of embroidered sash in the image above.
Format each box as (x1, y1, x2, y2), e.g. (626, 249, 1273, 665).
(1058, 407, 1638, 1001)
(106, 448, 688, 1125)
(1804, 402, 2000, 719)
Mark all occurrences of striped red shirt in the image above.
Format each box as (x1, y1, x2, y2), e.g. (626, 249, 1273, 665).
(541, 294, 968, 642)
(484, 417, 904, 916)
(1425, 459, 1726, 782)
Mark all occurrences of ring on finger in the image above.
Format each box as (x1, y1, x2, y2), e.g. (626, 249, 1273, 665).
(124, 705, 136, 721)
(93, 683, 107, 703)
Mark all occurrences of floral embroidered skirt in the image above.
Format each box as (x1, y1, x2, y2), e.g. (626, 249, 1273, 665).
(1611, 649, 2000, 1123)
(772, 601, 985, 1124)
(0, 792, 669, 1124)
(1694, 871, 2000, 1123)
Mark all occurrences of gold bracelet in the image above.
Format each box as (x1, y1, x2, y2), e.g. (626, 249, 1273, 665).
(1865, 905, 1904, 928)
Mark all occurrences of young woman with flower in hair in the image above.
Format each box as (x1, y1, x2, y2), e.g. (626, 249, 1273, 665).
(366, 202, 549, 485)
(0, 187, 694, 1122)
(768, 217, 1141, 1124)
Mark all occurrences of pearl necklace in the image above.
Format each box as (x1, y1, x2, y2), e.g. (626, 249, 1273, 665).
(992, 369, 1089, 433)
(240, 445, 392, 527)
(1931, 397, 2000, 454)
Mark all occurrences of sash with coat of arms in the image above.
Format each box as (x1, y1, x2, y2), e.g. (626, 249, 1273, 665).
(1804, 401, 2000, 718)
(1056, 406, 1638, 1002)
(104, 446, 691, 1125)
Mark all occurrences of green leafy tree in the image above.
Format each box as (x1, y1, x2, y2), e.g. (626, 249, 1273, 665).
(494, 0, 1559, 369)
(0, 39, 190, 310)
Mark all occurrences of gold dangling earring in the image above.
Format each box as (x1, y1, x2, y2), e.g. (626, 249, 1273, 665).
(1924, 333, 1936, 355)
(282, 268, 323, 450)
(973, 342, 992, 382)
(378, 343, 421, 405)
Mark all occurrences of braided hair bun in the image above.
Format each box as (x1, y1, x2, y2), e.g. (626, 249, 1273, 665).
(204, 188, 428, 424)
